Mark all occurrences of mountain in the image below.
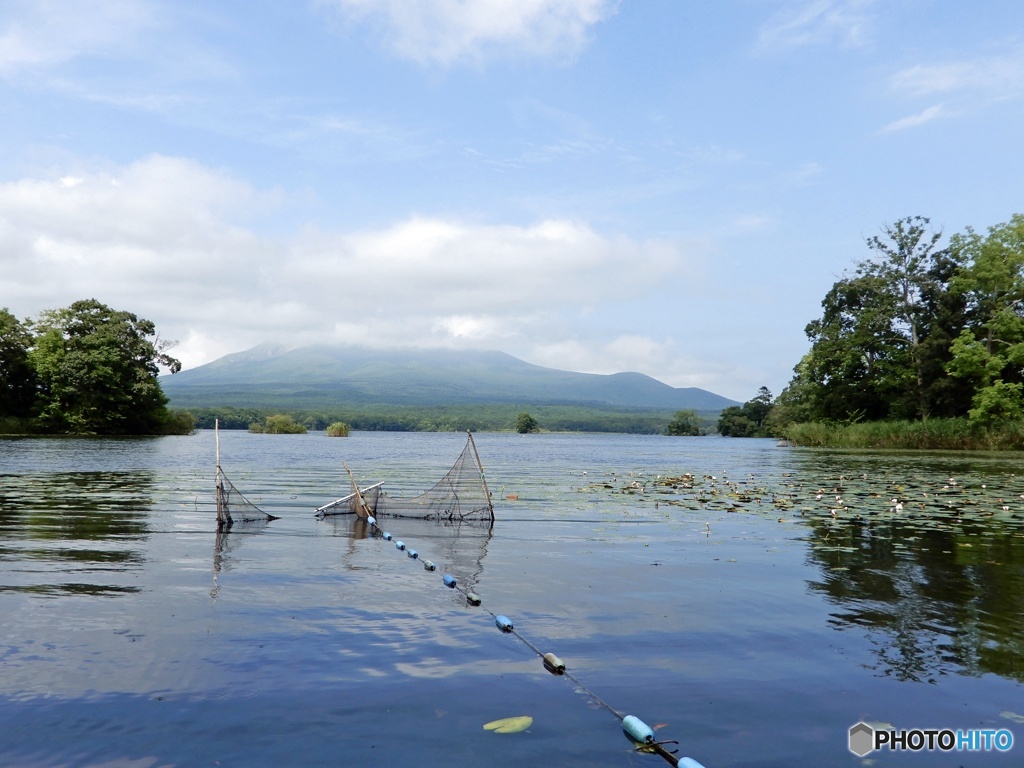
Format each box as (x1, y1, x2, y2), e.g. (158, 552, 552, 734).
(160, 343, 738, 411)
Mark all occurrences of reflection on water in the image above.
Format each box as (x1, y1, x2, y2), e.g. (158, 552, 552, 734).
(4, 433, 1024, 767)
(326, 514, 493, 592)
(0, 469, 152, 597)
(790, 453, 1024, 683)
(806, 515, 1024, 682)
(581, 447, 1024, 685)
(211, 518, 276, 600)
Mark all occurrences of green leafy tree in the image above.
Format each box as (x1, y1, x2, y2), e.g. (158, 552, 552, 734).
(795, 216, 964, 422)
(802, 273, 905, 420)
(746, 386, 774, 427)
(767, 355, 818, 431)
(0, 308, 36, 419)
(861, 216, 946, 417)
(718, 387, 775, 437)
(515, 412, 539, 433)
(967, 380, 1024, 425)
(717, 406, 755, 437)
(666, 409, 703, 436)
(30, 299, 182, 434)
(946, 214, 1024, 420)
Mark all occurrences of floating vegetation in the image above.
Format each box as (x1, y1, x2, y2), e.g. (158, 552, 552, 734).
(483, 716, 533, 734)
(577, 464, 1024, 538)
(578, 457, 1024, 685)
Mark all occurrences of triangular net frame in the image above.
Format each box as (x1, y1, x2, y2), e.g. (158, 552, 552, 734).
(216, 465, 277, 528)
(315, 432, 494, 526)
(214, 419, 278, 529)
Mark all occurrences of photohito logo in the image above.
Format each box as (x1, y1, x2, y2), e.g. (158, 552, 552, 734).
(849, 722, 1014, 756)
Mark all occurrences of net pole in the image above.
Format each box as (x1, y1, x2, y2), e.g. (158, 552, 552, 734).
(466, 430, 494, 520)
(343, 462, 372, 519)
(215, 419, 226, 524)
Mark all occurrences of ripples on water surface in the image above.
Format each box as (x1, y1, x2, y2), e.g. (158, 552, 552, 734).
(1, 431, 1023, 767)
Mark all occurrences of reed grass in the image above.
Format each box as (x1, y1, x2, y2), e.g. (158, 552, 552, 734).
(783, 418, 1024, 451)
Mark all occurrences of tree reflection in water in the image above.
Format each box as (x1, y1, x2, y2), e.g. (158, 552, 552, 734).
(802, 480, 1024, 683)
(0, 470, 152, 596)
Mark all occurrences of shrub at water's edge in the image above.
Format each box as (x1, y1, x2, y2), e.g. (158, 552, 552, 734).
(783, 418, 1024, 450)
(325, 421, 350, 437)
(249, 414, 307, 434)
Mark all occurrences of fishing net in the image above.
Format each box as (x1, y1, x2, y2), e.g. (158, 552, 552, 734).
(216, 466, 277, 527)
(315, 483, 383, 518)
(315, 433, 494, 525)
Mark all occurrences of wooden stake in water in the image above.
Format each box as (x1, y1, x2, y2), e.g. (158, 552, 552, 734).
(466, 430, 495, 521)
(343, 462, 372, 519)
(215, 419, 228, 526)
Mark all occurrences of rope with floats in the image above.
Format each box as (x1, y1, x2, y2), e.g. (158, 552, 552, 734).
(356, 512, 708, 768)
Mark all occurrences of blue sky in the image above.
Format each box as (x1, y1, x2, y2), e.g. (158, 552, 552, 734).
(2, 0, 1023, 401)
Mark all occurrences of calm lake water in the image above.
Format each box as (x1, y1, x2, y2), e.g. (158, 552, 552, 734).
(1, 431, 1022, 767)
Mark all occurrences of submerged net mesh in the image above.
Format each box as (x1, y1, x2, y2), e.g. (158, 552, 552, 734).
(216, 466, 277, 527)
(315, 433, 494, 525)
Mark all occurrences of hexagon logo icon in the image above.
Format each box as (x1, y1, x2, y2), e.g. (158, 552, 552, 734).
(849, 722, 874, 757)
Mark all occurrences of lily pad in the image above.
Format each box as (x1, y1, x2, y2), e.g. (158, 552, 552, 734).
(483, 716, 533, 734)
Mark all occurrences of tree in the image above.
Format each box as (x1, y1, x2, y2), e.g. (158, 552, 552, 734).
(717, 406, 756, 437)
(795, 216, 962, 422)
(862, 216, 946, 417)
(802, 273, 905, 421)
(767, 355, 818, 431)
(0, 308, 36, 419)
(30, 299, 182, 434)
(946, 214, 1024, 420)
(666, 409, 703, 436)
(515, 412, 539, 433)
(718, 387, 775, 437)
(746, 386, 774, 427)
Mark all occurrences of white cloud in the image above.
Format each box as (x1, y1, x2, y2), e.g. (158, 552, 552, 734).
(879, 104, 945, 134)
(527, 335, 748, 396)
(318, 0, 620, 66)
(0, 155, 691, 379)
(0, 155, 280, 360)
(756, 0, 874, 53)
(890, 44, 1024, 100)
(0, 0, 156, 77)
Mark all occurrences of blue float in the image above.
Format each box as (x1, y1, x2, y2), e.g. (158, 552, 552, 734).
(622, 715, 655, 744)
(395, 540, 406, 551)
(442, 574, 457, 588)
(382, 531, 392, 541)
(407, 549, 418, 559)
(495, 615, 513, 632)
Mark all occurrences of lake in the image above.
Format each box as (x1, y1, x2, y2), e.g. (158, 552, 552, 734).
(1, 431, 1022, 767)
